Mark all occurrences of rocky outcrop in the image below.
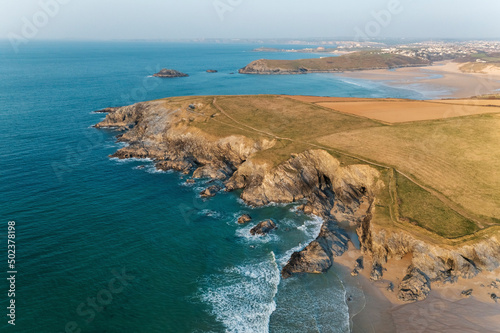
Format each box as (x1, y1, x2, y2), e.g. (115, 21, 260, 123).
(94, 107, 120, 113)
(351, 256, 364, 276)
(153, 69, 189, 78)
(281, 227, 350, 278)
(250, 220, 277, 236)
(237, 214, 252, 224)
(206, 70, 218, 73)
(95, 100, 275, 177)
(398, 266, 431, 301)
(226, 149, 382, 277)
(200, 185, 222, 198)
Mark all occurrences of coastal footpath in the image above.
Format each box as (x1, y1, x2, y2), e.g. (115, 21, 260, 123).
(95, 95, 500, 302)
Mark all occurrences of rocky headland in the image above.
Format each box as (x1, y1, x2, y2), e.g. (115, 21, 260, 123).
(239, 51, 431, 74)
(95, 97, 500, 302)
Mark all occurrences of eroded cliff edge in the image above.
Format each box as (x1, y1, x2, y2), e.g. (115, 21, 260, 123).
(95, 98, 500, 302)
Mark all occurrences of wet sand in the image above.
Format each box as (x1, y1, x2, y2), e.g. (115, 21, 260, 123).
(337, 61, 500, 99)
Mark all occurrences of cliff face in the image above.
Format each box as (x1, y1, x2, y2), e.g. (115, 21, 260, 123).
(95, 100, 274, 175)
(96, 99, 500, 302)
(358, 216, 500, 301)
(226, 149, 382, 278)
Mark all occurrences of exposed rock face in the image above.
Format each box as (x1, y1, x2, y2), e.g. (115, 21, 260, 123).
(351, 256, 364, 276)
(357, 212, 500, 301)
(237, 214, 252, 224)
(206, 70, 218, 73)
(200, 185, 222, 198)
(281, 227, 350, 278)
(153, 69, 189, 78)
(398, 266, 431, 302)
(94, 100, 274, 177)
(250, 220, 277, 236)
(370, 262, 384, 281)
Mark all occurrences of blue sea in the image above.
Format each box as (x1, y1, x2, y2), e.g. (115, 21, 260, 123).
(0, 41, 431, 333)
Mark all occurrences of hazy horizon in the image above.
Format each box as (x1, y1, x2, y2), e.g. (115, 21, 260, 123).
(2, 0, 500, 43)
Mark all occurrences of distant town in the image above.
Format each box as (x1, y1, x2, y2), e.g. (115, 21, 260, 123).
(250, 40, 500, 62)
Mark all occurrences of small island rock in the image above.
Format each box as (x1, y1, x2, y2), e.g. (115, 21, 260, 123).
(237, 214, 252, 224)
(200, 185, 222, 198)
(153, 69, 189, 78)
(250, 220, 277, 236)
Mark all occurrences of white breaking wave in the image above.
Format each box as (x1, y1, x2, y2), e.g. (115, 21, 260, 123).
(296, 215, 323, 239)
(200, 252, 280, 333)
(198, 209, 223, 219)
(109, 156, 152, 163)
(277, 216, 323, 268)
(235, 223, 280, 244)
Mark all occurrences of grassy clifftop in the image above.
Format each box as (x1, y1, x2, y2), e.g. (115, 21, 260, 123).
(239, 51, 431, 74)
(167, 95, 499, 243)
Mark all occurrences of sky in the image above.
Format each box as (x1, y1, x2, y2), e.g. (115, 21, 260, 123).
(1, 0, 500, 41)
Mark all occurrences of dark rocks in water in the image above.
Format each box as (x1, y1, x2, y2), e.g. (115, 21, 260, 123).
(200, 185, 222, 198)
(206, 69, 218, 73)
(186, 178, 195, 184)
(370, 262, 384, 281)
(461, 289, 473, 297)
(136, 165, 145, 170)
(398, 266, 431, 302)
(250, 219, 276, 236)
(237, 214, 252, 224)
(153, 69, 189, 78)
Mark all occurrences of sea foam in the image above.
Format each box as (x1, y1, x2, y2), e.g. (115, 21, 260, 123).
(200, 252, 280, 333)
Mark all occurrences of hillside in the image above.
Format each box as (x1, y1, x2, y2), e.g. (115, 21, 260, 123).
(239, 51, 431, 74)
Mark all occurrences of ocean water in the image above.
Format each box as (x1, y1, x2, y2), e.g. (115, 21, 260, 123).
(0, 41, 427, 333)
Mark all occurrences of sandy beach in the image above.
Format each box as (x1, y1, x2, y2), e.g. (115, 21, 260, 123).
(334, 244, 500, 332)
(338, 61, 500, 99)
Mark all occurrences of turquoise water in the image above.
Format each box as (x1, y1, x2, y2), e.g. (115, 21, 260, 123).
(0, 41, 427, 333)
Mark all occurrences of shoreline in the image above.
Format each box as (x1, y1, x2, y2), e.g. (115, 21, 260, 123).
(337, 60, 500, 99)
(335, 243, 500, 332)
